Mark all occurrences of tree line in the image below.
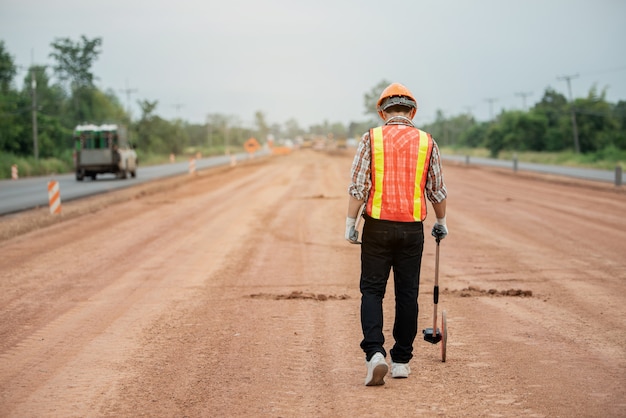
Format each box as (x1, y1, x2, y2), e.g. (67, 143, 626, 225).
(362, 80, 626, 161)
(421, 86, 626, 159)
(1, 37, 625, 176)
(0, 36, 355, 170)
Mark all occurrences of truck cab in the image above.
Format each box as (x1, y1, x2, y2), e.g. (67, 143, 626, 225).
(74, 124, 138, 181)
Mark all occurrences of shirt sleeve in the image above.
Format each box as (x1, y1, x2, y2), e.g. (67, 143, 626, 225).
(425, 141, 448, 204)
(348, 132, 371, 202)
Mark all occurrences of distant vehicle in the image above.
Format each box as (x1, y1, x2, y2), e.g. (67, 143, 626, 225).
(73, 124, 138, 181)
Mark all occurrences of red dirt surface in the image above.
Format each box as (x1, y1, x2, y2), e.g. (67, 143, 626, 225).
(1, 149, 625, 417)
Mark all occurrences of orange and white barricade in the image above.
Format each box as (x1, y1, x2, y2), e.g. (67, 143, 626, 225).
(189, 158, 196, 175)
(48, 180, 62, 214)
(11, 164, 18, 180)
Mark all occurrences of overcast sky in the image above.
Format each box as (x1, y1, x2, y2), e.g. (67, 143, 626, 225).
(1, 0, 625, 130)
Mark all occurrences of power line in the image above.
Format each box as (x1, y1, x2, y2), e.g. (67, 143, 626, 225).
(580, 65, 626, 77)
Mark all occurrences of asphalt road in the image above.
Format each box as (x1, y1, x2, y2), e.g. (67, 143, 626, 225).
(0, 150, 621, 216)
(0, 152, 259, 215)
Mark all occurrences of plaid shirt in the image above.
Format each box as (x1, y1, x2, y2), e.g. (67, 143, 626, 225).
(348, 117, 447, 205)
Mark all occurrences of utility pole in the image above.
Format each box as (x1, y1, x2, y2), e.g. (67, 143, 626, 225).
(515, 91, 532, 110)
(28, 50, 39, 160)
(557, 74, 580, 153)
(31, 67, 39, 160)
(485, 98, 498, 121)
(119, 79, 138, 121)
(172, 103, 184, 119)
(225, 123, 230, 155)
(206, 113, 213, 149)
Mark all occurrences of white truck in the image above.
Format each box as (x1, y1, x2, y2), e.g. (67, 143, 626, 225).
(73, 124, 138, 181)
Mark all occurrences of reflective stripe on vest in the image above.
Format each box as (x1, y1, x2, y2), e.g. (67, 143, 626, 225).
(368, 126, 433, 222)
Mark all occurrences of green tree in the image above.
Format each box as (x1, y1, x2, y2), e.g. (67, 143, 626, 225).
(329, 121, 347, 140)
(269, 122, 282, 143)
(91, 88, 126, 124)
(612, 101, 626, 150)
(531, 88, 569, 151)
(284, 118, 304, 139)
(49, 36, 103, 124)
(485, 122, 505, 157)
(532, 88, 567, 125)
(169, 118, 188, 154)
(185, 121, 209, 149)
(458, 121, 489, 148)
(49, 36, 102, 90)
(0, 40, 17, 93)
(206, 113, 228, 150)
(20, 65, 70, 157)
(0, 41, 24, 154)
(495, 110, 549, 152)
(135, 99, 159, 150)
(254, 110, 269, 143)
(363, 80, 391, 120)
(573, 86, 617, 153)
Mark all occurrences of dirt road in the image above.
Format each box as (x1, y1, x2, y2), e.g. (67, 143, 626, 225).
(1, 149, 625, 417)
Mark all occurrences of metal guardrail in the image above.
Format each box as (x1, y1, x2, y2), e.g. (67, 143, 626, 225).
(442, 154, 623, 186)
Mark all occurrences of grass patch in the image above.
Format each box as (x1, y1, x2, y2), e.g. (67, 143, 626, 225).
(0, 153, 73, 179)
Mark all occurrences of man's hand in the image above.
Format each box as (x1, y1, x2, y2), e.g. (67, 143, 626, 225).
(431, 217, 448, 240)
(345, 217, 359, 243)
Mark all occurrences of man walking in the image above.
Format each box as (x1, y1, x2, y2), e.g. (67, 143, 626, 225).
(345, 82, 448, 386)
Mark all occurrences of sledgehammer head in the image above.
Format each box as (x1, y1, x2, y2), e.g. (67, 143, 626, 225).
(423, 328, 442, 344)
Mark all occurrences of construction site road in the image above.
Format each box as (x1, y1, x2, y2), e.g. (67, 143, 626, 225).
(1, 149, 625, 417)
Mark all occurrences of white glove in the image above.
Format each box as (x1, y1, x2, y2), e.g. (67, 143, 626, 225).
(431, 217, 448, 240)
(345, 217, 359, 243)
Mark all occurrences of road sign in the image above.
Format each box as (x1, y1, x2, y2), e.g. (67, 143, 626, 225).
(244, 137, 260, 154)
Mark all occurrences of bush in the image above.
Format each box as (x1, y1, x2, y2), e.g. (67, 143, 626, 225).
(0, 153, 73, 179)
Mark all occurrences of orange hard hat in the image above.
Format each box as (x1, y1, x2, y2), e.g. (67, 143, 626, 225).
(377, 82, 418, 120)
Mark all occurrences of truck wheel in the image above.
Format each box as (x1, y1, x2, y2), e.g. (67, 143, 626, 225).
(91, 173, 97, 180)
(76, 171, 84, 181)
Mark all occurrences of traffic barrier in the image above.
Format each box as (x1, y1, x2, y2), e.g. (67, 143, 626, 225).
(230, 155, 237, 167)
(189, 158, 196, 175)
(271, 146, 292, 156)
(11, 164, 18, 180)
(47, 180, 62, 215)
(616, 165, 623, 187)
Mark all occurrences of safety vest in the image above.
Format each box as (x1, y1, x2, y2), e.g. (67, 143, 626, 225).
(366, 125, 434, 222)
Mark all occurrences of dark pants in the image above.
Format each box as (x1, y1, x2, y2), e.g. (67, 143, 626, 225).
(360, 215, 424, 363)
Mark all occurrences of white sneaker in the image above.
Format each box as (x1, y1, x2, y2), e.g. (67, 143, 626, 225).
(364, 352, 388, 386)
(391, 362, 411, 378)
